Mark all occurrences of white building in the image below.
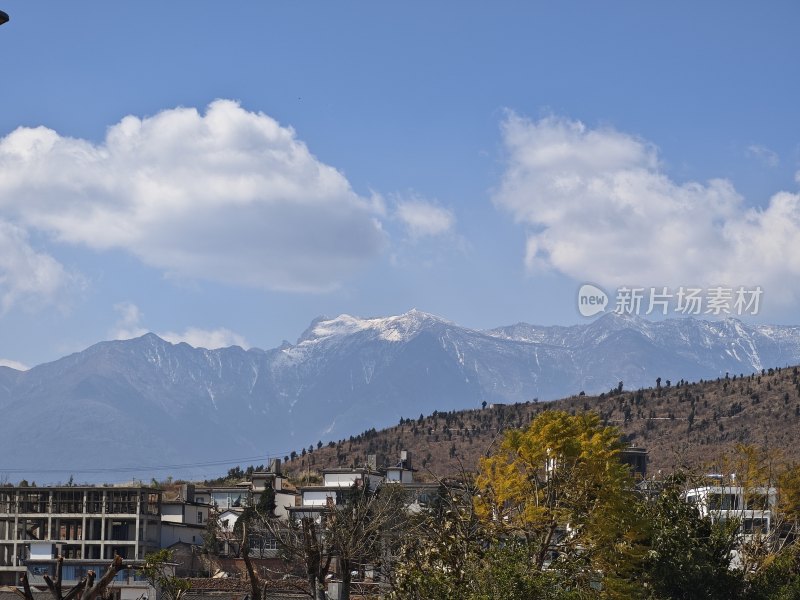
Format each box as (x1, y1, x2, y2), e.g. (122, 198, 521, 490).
(685, 483, 776, 536)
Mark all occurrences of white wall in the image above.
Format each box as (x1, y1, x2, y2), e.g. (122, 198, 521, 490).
(160, 523, 206, 548)
(161, 504, 184, 523)
(120, 586, 153, 600)
(29, 542, 53, 560)
(322, 473, 360, 487)
(385, 469, 413, 484)
(302, 490, 337, 507)
(211, 491, 247, 509)
(219, 510, 241, 533)
(274, 492, 296, 520)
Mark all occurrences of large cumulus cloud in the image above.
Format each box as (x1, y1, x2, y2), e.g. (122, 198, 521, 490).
(0, 100, 386, 297)
(493, 113, 800, 308)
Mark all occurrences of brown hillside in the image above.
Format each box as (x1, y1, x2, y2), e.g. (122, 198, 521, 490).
(282, 365, 800, 480)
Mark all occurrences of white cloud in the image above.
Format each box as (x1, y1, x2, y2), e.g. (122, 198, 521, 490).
(0, 221, 75, 313)
(0, 100, 385, 293)
(746, 144, 779, 167)
(0, 358, 29, 371)
(111, 302, 149, 340)
(111, 301, 247, 349)
(395, 196, 455, 238)
(493, 114, 800, 308)
(160, 327, 249, 350)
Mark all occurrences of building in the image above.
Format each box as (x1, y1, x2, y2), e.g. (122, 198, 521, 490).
(161, 484, 211, 549)
(288, 466, 384, 522)
(685, 482, 777, 536)
(620, 446, 648, 480)
(0, 485, 161, 595)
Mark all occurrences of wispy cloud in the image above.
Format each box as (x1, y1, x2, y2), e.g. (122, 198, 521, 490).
(0, 358, 29, 371)
(746, 144, 779, 167)
(110, 301, 248, 349)
(160, 327, 249, 350)
(394, 196, 455, 238)
(111, 302, 149, 340)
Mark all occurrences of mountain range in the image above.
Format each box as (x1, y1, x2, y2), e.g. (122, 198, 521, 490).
(2, 310, 799, 482)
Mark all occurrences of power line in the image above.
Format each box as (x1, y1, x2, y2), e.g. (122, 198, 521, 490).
(0, 450, 298, 475)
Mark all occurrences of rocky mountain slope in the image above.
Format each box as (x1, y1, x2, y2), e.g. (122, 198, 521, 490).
(284, 365, 800, 479)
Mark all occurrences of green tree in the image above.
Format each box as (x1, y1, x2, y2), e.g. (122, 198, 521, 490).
(747, 543, 800, 600)
(467, 542, 593, 600)
(637, 474, 742, 600)
(202, 507, 222, 556)
(139, 549, 191, 600)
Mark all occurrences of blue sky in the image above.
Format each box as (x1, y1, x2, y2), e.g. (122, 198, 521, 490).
(0, 2, 798, 368)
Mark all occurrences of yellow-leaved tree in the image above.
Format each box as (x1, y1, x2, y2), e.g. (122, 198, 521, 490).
(475, 410, 644, 597)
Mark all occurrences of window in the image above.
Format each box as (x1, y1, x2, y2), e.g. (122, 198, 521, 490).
(742, 518, 769, 534)
(197, 511, 203, 524)
(708, 493, 739, 511)
(53, 491, 83, 513)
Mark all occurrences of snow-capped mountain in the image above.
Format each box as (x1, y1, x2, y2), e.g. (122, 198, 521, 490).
(2, 310, 800, 481)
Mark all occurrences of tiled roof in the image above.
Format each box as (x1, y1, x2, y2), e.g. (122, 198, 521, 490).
(185, 579, 249, 592)
(184, 577, 308, 598)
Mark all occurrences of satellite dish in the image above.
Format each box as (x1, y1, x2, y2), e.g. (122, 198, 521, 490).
(0, 11, 9, 26)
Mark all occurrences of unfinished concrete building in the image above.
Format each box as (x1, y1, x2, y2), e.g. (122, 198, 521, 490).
(0, 486, 161, 586)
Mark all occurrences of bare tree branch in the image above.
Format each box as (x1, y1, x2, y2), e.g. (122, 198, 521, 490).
(84, 555, 129, 600)
(19, 574, 35, 600)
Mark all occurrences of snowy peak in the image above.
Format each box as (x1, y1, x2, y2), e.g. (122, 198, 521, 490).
(297, 309, 450, 344)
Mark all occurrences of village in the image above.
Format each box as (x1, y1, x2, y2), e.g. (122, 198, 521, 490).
(0, 421, 795, 600)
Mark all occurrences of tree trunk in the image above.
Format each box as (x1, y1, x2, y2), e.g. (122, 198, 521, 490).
(240, 522, 261, 600)
(21, 555, 128, 600)
(339, 558, 352, 600)
(84, 555, 128, 600)
(315, 554, 332, 600)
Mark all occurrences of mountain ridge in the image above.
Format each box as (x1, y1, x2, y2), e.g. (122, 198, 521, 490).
(3, 310, 800, 482)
